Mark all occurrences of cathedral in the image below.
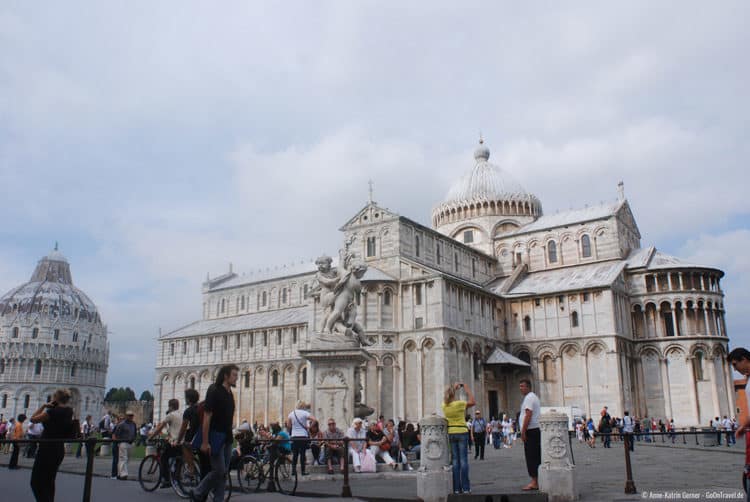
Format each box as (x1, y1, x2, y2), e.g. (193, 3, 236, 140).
(0, 247, 109, 420)
(154, 140, 732, 427)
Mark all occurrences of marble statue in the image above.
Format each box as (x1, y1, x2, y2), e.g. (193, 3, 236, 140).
(318, 252, 373, 347)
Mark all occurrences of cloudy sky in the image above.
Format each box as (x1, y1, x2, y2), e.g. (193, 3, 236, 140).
(1, 1, 748, 394)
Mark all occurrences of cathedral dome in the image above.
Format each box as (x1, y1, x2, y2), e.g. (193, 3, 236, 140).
(443, 140, 538, 206)
(0, 246, 100, 322)
(431, 140, 542, 245)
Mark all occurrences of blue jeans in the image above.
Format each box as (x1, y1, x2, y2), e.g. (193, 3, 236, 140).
(194, 441, 232, 501)
(449, 433, 470, 493)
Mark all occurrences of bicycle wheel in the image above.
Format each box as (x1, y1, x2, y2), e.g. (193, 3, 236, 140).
(256, 458, 272, 492)
(172, 456, 201, 499)
(206, 470, 232, 501)
(274, 455, 297, 495)
(138, 455, 162, 492)
(236, 456, 261, 493)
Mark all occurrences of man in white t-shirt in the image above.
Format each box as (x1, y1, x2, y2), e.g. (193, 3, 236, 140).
(519, 379, 541, 491)
(622, 411, 635, 452)
(723, 416, 734, 447)
(286, 401, 317, 476)
(149, 398, 183, 488)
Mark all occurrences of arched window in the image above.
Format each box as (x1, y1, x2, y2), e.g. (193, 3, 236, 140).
(32, 328, 39, 339)
(262, 292, 267, 307)
(693, 351, 704, 381)
(292, 327, 298, 344)
(581, 234, 592, 258)
(523, 315, 531, 332)
(12, 327, 18, 338)
(170, 343, 175, 356)
(303, 284, 309, 298)
(384, 290, 392, 306)
(547, 241, 558, 263)
(241, 296, 245, 310)
(276, 330, 282, 345)
(263, 331, 268, 346)
(282, 288, 287, 304)
(35, 359, 42, 375)
(301, 367, 307, 386)
(190, 376, 196, 389)
(71, 363, 77, 377)
(24, 394, 30, 409)
(182, 341, 187, 354)
(415, 235, 421, 257)
(221, 299, 226, 313)
(542, 355, 555, 381)
(518, 351, 531, 365)
(195, 339, 200, 352)
(271, 369, 279, 387)
(366, 236, 377, 257)
(244, 371, 250, 388)
(571, 311, 579, 328)
(1, 394, 6, 408)
(249, 333, 254, 348)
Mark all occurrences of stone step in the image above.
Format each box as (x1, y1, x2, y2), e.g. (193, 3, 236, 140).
(304, 461, 420, 474)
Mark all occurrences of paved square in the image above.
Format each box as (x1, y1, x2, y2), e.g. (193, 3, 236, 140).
(0, 438, 745, 501)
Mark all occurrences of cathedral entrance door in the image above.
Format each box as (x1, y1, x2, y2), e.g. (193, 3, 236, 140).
(488, 390, 499, 420)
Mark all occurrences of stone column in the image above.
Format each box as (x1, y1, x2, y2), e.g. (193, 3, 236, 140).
(416, 416, 451, 502)
(702, 307, 710, 335)
(417, 347, 424, 419)
(707, 357, 721, 419)
(299, 341, 373, 429)
(376, 364, 383, 417)
(539, 410, 578, 502)
(660, 357, 673, 420)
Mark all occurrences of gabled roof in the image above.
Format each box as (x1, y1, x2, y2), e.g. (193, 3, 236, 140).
(508, 200, 624, 236)
(208, 261, 321, 291)
(485, 348, 530, 367)
(339, 202, 400, 231)
(497, 260, 626, 297)
(625, 246, 721, 274)
(160, 306, 311, 340)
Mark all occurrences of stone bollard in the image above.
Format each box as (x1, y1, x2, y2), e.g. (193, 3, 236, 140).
(99, 443, 111, 457)
(539, 411, 579, 502)
(417, 416, 451, 502)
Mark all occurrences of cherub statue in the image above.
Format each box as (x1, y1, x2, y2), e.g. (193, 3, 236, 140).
(322, 254, 372, 347)
(312, 255, 339, 331)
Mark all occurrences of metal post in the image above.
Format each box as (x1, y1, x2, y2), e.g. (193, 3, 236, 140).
(266, 442, 277, 492)
(82, 438, 97, 502)
(341, 437, 352, 497)
(623, 434, 637, 494)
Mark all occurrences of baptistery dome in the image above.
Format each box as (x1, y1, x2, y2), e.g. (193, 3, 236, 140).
(432, 140, 542, 254)
(0, 246, 108, 420)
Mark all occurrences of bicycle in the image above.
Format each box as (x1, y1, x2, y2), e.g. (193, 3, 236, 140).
(172, 445, 232, 501)
(236, 443, 296, 495)
(138, 439, 171, 492)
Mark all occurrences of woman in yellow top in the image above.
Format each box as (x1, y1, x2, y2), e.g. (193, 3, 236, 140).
(442, 382, 476, 494)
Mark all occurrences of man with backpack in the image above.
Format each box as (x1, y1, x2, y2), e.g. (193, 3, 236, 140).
(470, 410, 487, 460)
(190, 364, 238, 502)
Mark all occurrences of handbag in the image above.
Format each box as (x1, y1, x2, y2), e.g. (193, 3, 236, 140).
(361, 449, 377, 473)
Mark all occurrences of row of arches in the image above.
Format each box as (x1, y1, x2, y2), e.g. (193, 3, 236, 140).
(157, 362, 311, 425)
(632, 300, 726, 338)
(497, 227, 606, 271)
(644, 271, 722, 294)
(433, 198, 542, 227)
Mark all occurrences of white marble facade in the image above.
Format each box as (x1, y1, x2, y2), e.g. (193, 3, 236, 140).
(154, 140, 733, 427)
(0, 248, 109, 421)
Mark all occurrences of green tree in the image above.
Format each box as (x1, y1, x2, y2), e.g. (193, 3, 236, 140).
(139, 390, 154, 402)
